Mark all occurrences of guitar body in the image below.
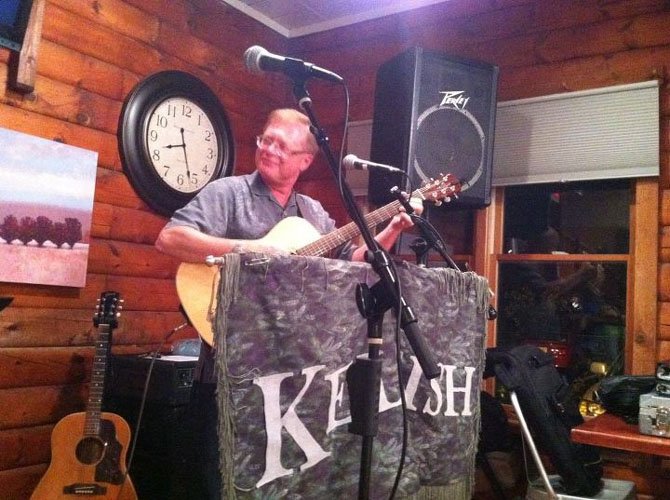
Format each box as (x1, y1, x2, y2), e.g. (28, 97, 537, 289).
(31, 412, 137, 500)
(255, 216, 323, 251)
(176, 217, 322, 346)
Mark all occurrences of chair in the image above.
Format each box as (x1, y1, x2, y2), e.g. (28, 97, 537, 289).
(510, 392, 636, 500)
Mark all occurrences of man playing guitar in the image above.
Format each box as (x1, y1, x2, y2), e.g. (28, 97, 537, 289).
(154, 108, 420, 498)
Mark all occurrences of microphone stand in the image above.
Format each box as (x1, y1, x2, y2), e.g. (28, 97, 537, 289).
(290, 80, 440, 500)
(390, 188, 460, 271)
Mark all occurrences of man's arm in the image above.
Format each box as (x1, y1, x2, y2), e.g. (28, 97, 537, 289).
(351, 212, 416, 262)
(155, 225, 277, 263)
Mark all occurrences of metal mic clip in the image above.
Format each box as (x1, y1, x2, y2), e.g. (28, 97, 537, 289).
(390, 186, 415, 215)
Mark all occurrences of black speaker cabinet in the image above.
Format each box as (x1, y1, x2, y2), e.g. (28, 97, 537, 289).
(106, 396, 204, 499)
(369, 47, 499, 208)
(105, 355, 202, 499)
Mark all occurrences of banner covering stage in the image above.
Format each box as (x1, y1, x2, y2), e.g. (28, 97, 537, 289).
(213, 254, 489, 499)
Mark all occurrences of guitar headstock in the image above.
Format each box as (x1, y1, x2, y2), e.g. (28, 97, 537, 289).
(93, 291, 122, 329)
(418, 174, 462, 206)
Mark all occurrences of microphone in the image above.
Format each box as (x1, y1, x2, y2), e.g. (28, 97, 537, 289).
(342, 154, 403, 174)
(243, 45, 343, 84)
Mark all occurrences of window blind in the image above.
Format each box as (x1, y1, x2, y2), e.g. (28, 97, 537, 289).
(492, 80, 659, 186)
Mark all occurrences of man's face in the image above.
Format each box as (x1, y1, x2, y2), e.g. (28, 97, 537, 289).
(255, 121, 313, 188)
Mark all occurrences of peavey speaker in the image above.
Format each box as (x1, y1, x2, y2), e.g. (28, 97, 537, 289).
(369, 47, 499, 208)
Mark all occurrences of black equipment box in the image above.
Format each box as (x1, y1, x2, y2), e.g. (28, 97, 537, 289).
(106, 355, 202, 499)
(109, 354, 197, 406)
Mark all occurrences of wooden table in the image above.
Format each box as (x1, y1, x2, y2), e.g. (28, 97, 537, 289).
(571, 412, 670, 458)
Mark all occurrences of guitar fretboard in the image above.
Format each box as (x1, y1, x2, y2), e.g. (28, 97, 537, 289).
(296, 199, 406, 257)
(295, 175, 458, 256)
(84, 325, 110, 437)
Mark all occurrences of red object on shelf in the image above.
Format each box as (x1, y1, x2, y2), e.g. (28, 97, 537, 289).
(527, 340, 572, 368)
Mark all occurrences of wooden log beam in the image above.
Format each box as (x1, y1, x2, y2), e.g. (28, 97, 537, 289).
(10, 0, 46, 93)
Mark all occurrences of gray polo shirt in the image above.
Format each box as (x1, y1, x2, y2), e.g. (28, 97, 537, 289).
(168, 171, 344, 245)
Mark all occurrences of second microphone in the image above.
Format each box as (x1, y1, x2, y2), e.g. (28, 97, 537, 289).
(343, 154, 403, 173)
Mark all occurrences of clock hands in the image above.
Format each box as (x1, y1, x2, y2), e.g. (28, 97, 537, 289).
(178, 128, 192, 183)
(162, 128, 192, 183)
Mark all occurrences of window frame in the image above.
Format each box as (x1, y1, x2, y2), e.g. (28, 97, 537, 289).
(479, 179, 658, 376)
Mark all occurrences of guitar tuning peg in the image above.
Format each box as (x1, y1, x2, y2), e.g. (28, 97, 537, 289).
(116, 312, 121, 318)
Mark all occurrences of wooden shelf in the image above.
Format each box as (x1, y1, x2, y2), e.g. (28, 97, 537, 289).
(571, 412, 670, 458)
(497, 253, 629, 262)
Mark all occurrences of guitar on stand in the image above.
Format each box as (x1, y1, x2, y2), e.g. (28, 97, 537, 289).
(31, 292, 137, 500)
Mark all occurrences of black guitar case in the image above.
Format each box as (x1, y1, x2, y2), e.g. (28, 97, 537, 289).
(485, 345, 603, 496)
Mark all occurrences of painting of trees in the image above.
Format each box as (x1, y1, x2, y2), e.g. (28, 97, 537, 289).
(0, 214, 82, 248)
(34, 216, 54, 247)
(64, 217, 82, 248)
(0, 127, 97, 287)
(50, 222, 66, 248)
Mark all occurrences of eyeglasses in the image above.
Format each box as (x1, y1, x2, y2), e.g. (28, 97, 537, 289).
(256, 135, 311, 159)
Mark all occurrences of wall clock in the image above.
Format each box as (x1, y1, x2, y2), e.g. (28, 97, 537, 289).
(118, 70, 234, 216)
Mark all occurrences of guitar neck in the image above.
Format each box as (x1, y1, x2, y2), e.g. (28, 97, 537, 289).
(85, 324, 110, 437)
(294, 175, 459, 258)
(296, 199, 405, 257)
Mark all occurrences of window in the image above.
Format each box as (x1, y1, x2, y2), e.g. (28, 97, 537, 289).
(485, 178, 658, 395)
(496, 181, 630, 383)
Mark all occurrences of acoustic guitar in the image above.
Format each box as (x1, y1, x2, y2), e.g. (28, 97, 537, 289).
(176, 174, 461, 345)
(31, 292, 137, 500)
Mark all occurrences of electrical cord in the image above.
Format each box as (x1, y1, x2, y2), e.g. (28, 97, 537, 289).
(123, 322, 189, 480)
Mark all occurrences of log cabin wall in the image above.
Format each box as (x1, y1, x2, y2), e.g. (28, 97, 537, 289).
(0, 0, 292, 497)
(1, 0, 670, 498)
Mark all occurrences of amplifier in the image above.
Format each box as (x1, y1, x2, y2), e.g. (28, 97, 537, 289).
(109, 354, 197, 406)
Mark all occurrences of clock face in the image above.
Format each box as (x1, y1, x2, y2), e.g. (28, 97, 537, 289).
(145, 97, 220, 194)
(118, 70, 234, 216)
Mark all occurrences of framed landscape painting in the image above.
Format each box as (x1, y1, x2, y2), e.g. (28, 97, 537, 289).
(0, 128, 97, 287)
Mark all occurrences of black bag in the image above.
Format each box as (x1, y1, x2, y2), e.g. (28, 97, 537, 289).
(486, 345, 603, 496)
(596, 375, 656, 424)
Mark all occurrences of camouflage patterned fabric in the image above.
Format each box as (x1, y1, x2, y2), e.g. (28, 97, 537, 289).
(214, 254, 490, 499)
